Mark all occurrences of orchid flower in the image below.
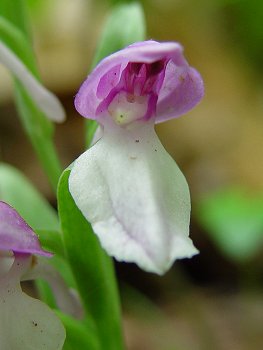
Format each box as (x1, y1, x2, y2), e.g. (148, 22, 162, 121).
(0, 40, 65, 123)
(69, 40, 204, 274)
(0, 201, 65, 350)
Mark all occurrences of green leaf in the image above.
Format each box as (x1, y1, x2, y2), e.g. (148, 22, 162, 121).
(57, 311, 100, 350)
(0, 15, 38, 76)
(0, 163, 59, 231)
(49, 254, 76, 289)
(85, 2, 146, 147)
(35, 279, 57, 309)
(197, 187, 263, 262)
(58, 168, 124, 350)
(85, 119, 100, 149)
(0, 0, 30, 37)
(0, 15, 51, 137)
(37, 230, 65, 257)
(13, 80, 62, 191)
(91, 2, 146, 68)
(0, 3, 62, 191)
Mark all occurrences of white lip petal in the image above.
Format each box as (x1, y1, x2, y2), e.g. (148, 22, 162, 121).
(0, 255, 66, 350)
(0, 40, 65, 123)
(69, 122, 198, 275)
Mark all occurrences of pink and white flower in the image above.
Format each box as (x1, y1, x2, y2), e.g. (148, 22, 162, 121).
(0, 201, 65, 350)
(69, 40, 204, 274)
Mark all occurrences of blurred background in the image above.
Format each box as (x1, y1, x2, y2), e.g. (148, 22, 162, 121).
(1, 0, 263, 349)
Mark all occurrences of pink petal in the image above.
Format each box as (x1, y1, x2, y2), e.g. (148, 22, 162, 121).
(156, 61, 204, 122)
(0, 201, 52, 257)
(74, 40, 186, 121)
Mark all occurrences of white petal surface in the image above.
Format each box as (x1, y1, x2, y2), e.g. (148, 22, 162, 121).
(69, 122, 198, 274)
(0, 255, 65, 350)
(0, 40, 65, 123)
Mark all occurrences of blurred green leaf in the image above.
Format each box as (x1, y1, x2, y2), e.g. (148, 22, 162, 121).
(85, 119, 100, 149)
(13, 80, 62, 191)
(56, 311, 100, 350)
(0, 15, 52, 138)
(0, 16, 38, 75)
(26, 0, 46, 13)
(220, 0, 263, 73)
(91, 2, 146, 68)
(58, 168, 124, 350)
(197, 187, 263, 262)
(49, 254, 76, 289)
(0, 0, 30, 37)
(37, 230, 65, 256)
(85, 2, 146, 147)
(0, 1, 62, 191)
(35, 279, 57, 310)
(0, 163, 59, 231)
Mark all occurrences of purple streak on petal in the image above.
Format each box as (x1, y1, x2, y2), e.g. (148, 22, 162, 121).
(0, 201, 52, 257)
(96, 64, 122, 99)
(144, 93, 158, 121)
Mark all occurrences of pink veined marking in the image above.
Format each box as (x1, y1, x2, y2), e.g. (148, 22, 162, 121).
(96, 59, 168, 120)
